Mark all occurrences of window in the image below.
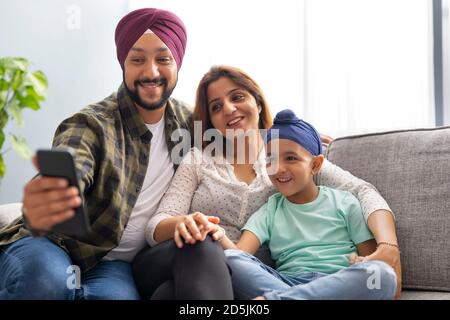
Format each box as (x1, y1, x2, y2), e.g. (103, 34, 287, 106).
(303, 0, 434, 136)
(442, 0, 450, 125)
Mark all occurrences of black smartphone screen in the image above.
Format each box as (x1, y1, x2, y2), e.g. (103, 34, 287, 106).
(36, 149, 91, 239)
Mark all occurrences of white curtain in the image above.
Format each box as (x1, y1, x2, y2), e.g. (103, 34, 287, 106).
(129, 0, 434, 137)
(303, 0, 434, 137)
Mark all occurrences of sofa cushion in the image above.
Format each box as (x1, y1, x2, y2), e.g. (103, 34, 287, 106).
(400, 290, 450, 300)
(0, 202, 22, 228)
(326, 126, 450, 292)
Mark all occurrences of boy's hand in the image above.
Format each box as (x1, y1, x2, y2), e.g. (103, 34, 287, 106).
(319, 133, 333, 145)
(173, 212, 221, 248)
(348, 253, 367, 264)
(207, 220, 225, 242)
(198, 216, 223, 241)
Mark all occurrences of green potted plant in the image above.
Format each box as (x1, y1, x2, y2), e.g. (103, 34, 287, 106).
(0, 57, 48, 178)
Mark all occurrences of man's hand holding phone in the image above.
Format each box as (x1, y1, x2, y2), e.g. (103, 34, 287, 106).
(22, 155, 82, 232)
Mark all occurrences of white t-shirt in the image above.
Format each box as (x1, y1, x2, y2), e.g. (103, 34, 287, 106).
(103, 116, 174, 262)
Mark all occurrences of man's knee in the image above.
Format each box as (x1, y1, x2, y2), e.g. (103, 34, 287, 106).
(1, 237, 74, 299)
(85, 283, 140, 300)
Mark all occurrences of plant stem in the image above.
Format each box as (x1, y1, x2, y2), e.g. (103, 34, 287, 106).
(1, 70, 19, 111)
(1, 86, 12, 111)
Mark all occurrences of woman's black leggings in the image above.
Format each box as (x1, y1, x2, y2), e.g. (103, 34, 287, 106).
(132, 236, 234, 300)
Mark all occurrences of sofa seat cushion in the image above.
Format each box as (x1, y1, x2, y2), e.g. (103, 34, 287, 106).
(400, 290, 450, 300)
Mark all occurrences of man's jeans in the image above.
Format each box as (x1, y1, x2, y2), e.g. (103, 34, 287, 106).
(0, 236, 140, 300)
(225, 249, 397, 300)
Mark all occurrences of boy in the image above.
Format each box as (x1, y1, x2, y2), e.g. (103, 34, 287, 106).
(218, 109, 397, 300)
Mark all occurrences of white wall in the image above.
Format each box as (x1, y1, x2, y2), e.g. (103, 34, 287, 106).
(128, 0, 306, 115)
(0, 0, 128, 203)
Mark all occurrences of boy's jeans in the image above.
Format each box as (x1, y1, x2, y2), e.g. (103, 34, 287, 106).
(0, 236, 140, 300)
(225, 249, 396, 300)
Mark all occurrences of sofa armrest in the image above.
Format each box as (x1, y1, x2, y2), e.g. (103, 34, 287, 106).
(0, 202, 22, 227)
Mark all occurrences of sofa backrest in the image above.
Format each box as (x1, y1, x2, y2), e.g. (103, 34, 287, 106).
(326, 126, 450, 292)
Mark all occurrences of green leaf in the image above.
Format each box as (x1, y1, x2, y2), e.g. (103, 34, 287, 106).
(25, 86, 45, 101)
(26, 70, 48, 97)
(9, 134, 31, 159)
(18, 94, 40, 111)
(0, 57, 29, 72)
(0, 154, 5, 178)
(8, 100, 24, 127)
(11, 70, 25, 91)
(0, 79, 10, 109)
(0, 79, 9, 107)
(0, 79, 8, 91)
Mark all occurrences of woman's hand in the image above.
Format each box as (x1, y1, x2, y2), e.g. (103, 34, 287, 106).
(173, 212, 221, 248)
(319, 133, 334, 145)
(349, 245, 402, 299)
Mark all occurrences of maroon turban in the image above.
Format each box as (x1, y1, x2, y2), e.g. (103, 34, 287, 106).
(115, 8, 187, 70)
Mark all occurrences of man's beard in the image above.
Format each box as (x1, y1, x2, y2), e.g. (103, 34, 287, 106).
(124, 76, 176, 111)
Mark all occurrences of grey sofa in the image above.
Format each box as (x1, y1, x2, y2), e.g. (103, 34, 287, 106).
(1, 126, 450, 299)
(326, 126, 450, 299)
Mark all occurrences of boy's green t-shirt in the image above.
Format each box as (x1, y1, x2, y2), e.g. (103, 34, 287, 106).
(242, 186, 374, 276)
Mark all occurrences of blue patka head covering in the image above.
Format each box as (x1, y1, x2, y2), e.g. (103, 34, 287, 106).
(266, 109, 322, 156)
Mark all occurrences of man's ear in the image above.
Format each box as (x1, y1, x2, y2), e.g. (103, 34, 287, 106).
(311, 154, 324, 175)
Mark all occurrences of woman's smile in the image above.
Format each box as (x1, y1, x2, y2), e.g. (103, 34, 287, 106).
(226, 116, 245, 128)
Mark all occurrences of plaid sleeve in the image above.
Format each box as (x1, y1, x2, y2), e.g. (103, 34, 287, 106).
(52, 113, 102, 195)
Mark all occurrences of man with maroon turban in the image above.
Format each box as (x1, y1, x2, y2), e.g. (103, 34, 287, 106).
(0, 8, 233, 300)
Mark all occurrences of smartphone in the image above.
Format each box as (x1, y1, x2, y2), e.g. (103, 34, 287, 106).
(36, 149, 91, 239)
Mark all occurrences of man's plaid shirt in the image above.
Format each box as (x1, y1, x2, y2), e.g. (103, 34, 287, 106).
(0, 84, 193, 271)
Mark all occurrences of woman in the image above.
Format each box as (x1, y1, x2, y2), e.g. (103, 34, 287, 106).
(132, 65, 401, 299)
